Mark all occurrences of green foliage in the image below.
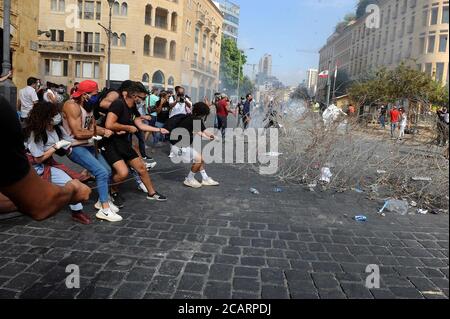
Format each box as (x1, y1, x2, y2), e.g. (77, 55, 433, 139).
(356, 0, 379, 19)
(220, 37, 247, 91)
(348, 63, 449, 109)
(240, 76, 255, 96)
(291, 85, 311, 100)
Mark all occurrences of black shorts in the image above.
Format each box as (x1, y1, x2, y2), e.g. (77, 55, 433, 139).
(102, 137, 139, 166)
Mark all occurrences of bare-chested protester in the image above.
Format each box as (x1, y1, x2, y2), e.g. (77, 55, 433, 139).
(62, 80, 123, 222)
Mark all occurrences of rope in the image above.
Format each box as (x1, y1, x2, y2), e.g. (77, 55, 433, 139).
(88, 167, 186, 190)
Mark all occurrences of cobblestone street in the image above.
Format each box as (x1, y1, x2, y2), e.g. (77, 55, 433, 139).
(0, 147, 448, 299)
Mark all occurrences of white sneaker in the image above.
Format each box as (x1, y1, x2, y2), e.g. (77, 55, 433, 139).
(94, 200, 120, 214)
(146, 162, 157, 170)
(202, 177, 220, 186)
(138, 182, 148, 193)
(183, 178, 202, 189)
(96, 208, 123, 222)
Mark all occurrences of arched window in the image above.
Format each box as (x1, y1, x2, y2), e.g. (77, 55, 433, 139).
(152, 70, 165, 86)
(143, 35, 151, 56)
(120, 33, 127, 47)
(171, 12, 178, 32)
(142, 73, 150, 83)
(113, 1, 120, 15)
(112, 33, 119, 46)
(145, 5, 152, 25)
(169, 41, 176, 60)
(121, 2, 128, 16)
(168, 76, 175, 87)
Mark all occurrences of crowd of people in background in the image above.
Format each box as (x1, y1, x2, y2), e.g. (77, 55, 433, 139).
(1, 76, 256, 225)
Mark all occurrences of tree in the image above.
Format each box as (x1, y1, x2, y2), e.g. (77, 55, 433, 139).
(219, 38, 247, 93)
(356, 0, 379, 19)
(290, 85, 311, 101)
(348, 64, 449, 116)
(240, 76, 255, 97)
(335, 13, 356, 33)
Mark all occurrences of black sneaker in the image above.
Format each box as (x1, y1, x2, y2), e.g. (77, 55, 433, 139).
(111, 192, 125, 208)
(147, 192, 167, 202)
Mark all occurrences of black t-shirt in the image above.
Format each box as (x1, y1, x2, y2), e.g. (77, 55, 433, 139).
(0, 96, 30, 188)
(108, 98, 141, 139)
(170, 115, 206, 147)
(157, 101, 170, 124)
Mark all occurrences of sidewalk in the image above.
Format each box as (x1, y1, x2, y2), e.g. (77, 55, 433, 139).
(0, 145, 448, 299)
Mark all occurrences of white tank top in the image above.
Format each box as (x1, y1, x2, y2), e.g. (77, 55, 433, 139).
(63, 102, 94, 144)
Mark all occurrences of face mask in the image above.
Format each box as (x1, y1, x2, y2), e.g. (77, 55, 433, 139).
(52, 113, 62, 126)
(83, 94, 99, 112)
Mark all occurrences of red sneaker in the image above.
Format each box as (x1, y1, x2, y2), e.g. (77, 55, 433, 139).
(71, 211, 92, 225)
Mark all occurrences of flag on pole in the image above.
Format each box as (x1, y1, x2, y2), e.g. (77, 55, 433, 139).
(319, 70, 329, 78)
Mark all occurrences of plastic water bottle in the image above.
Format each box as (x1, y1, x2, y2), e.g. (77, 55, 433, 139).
(354, 215, 368, 222)
(249, 188, 260, 195)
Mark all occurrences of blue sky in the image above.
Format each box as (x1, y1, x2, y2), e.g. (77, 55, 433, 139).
(237, 0, 358, 86)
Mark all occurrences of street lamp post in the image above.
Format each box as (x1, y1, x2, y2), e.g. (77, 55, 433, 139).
(0, 0, 17, 110)
(236, 47, 254, 99)
(106, 0, 114, 88)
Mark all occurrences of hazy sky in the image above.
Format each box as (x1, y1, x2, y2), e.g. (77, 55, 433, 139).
(237, 0, 357, 86)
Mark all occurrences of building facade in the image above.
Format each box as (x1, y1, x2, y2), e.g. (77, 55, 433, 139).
(181, 0, 223, 101)
(1, 0, 40, 89)
(37, 0, 222, 100)
(306, 68, 318, 97)
(318, 0, 449, 94)
(213, 0, 239, 42)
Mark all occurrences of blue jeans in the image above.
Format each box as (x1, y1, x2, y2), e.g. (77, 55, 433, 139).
(391, 123, 398, 137)
(154, 121, 166, 143)
(68, 146, 111, 204)
(379, 115, 386, 128)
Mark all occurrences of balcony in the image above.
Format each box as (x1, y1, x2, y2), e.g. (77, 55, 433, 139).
(38, 41, 105, 55)
(191, 60, 217, 77)
(204, 19, 212, 33)
(196, 11, 206, 25)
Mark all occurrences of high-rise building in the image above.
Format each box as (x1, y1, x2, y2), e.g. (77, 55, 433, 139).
(259, 54, 272, 77)
(37, 0, 223, 100)
(213, 0, 240, 42)
(306, 69, 318, 97)
(0, 0, 39, 89)
(318, 0, 449, 95)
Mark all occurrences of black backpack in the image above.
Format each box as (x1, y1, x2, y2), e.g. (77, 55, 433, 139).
(94, 88, 116, 120)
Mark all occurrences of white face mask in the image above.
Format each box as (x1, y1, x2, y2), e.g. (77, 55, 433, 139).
(52, 113, 62, 126)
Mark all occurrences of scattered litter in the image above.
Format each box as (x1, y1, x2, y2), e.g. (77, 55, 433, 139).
(273, 187, 283, 193)
(417, 209, 428, 215)
(379, 199, 409, 216)
(249, 188, 260, 195)
(421, 291, 445, 296)
(354, 215, 368, 222)
(376, 170, 387, 175)
(319, 167, 332, 184)
(410, 201, 418, 207)
(307, 182, 317, 192)
(264, 152, 283, 157)
(353, 188, 364, 193)
(411, 176, 432, 182)
(369, 184, 379, 193)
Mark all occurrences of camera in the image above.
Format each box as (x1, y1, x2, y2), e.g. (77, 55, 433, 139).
(177, 93, 185, 103)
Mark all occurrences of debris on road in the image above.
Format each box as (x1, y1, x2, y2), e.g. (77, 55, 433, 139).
(354, 215, 368, 222)
(320, 167, 332, 183)
(411, 176, 432, 182)
(273, 187, 283, 193)
(249, 188, 260, 195)
(379, 199, 409, 216)
(417, 209, 429, 215)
